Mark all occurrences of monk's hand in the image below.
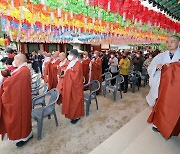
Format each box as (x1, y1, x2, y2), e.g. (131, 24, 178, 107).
(60, 74, 65, 78)
(91, 58, 95, 62)
(109, 60, 114, 64)
(165, 63, 170, 67)
(120, 63, 124, 67)
(156, 64, 163, 70)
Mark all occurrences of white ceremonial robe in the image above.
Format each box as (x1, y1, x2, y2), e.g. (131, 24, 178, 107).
(146, 48, 180, 106)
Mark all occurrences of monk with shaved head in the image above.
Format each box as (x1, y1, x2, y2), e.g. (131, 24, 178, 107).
(0, 54, 33, 147)
(45, 51, 61, 90)
(56, 52, 69, 104)
(89, 51, 102, 94)
(147, 35, 180, 139)
(82, 51, 90, 84)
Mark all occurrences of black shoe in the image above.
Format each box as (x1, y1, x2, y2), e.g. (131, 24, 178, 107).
(123, 90, 127, 93)
(152, 127, 160, 133)
(71, 118, 80, 124)
(16, 135, 33, 147)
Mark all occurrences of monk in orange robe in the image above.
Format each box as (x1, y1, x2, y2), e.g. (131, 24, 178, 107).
(148, 62, 180, 139)
(45, 51, 61, 90)
(82, 51, 90, 84)
(90, 51, 102, 93)
(0, 54, 33, 147)
(56, 52, 69, 105)
(62, 49, 84, 124)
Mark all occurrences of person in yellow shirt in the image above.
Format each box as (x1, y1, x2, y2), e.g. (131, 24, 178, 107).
(118, 53, 130, 93)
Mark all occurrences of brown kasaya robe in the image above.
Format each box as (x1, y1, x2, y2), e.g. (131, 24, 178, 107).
(82, 58, 90, 84)
(0, 66, 32, 140)
(62, 61, 84, 119)
(46, 58, 61, 90)
(90, 57, 102, 93)
(148, 62, 180, 139)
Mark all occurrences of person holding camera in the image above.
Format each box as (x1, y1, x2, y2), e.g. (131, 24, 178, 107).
(56, 52, 69, 105)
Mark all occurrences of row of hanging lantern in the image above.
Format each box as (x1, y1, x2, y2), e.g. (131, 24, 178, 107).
(0, 0, 179, 44)
(1, 0, 180, 31)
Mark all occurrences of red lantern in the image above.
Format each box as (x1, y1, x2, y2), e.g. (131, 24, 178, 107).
(98, 0, 108, 10)
(122, 0, 132, 10)
(111, 0, 124, 14)
(89, 0, 98, 6)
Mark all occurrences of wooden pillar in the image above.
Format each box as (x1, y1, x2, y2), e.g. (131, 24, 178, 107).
(91, 44, 101, 52)
(57, 44, 60, 51)
(21, 42, 25, 54)
(44, 43, 49, 52)
(59, 43, 65, 52)
(85, 44, 91, 52)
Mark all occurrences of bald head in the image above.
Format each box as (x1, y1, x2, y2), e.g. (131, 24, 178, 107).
(170, 35, 180, 42)
(15, 54, 27, 62)
(53, 51, 60, 59)
(14, 54, 27, 67)
(94, 51, 99, 54)
(83, 51, 88, 56)
(59, 52, 66, 61)
(46, 53, 51, 57)
(166, 35, 180, 53)
(42, 51, 47, 56)
(94, 51, 99, 58)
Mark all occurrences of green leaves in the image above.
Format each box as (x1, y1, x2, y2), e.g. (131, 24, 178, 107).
(31, 0, 41, 4)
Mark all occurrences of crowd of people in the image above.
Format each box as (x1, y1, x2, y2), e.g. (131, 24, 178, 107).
(27, 46, 161, 94)
(0, 35, 179, 147)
